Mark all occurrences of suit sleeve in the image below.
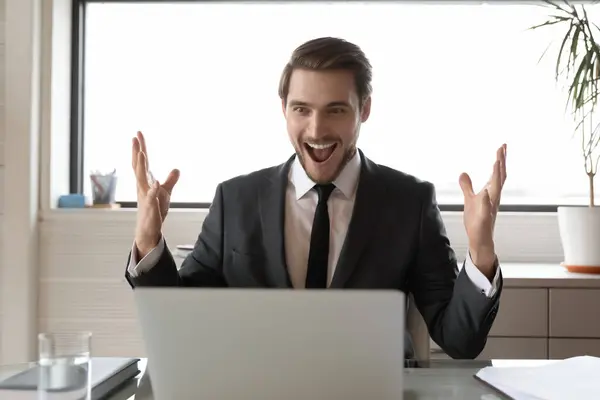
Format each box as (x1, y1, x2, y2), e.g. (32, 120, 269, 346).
(125, 183, 228, 288)
(408, 182, 502, 359)
(126, 236, 166, 277)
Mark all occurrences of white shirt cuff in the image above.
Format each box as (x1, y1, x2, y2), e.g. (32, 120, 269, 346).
(127, 236, 165, 277)
(463, 251, 500, 298)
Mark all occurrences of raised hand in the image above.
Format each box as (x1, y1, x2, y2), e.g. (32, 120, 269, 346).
(459, 144, 507, 273)
(132, 131, 180, 257)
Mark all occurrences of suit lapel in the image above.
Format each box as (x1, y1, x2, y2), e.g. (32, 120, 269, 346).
(330, 151, 384, 288)
(258, 156, 295, 288)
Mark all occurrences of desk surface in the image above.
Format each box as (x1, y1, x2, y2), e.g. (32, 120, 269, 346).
(0, 358, 553, 400)
(499, 263, 600, 287)
(127, 359, 559, 399)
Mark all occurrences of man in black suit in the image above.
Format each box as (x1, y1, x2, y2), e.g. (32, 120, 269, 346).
(126, 37, 507, 360)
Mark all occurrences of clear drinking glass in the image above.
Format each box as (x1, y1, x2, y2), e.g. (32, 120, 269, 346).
(37, 332, 92, 399)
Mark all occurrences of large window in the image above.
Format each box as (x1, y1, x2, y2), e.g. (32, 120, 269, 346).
(76, 1, 600, 207)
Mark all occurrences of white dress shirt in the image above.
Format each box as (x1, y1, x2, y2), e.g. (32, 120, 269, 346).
(128, 152, 500, 297)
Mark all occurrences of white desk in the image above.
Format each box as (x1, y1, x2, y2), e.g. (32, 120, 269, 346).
(500, 263, 600, 288)
(2, 358, 556, 400)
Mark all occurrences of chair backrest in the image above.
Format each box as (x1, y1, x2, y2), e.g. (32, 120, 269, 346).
(406, 293, 430, 361)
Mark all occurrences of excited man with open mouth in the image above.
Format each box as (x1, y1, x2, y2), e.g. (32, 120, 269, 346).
(127, 36, 508, 362)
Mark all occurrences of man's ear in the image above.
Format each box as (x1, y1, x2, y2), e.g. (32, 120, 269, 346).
(360, 96, 371, 122)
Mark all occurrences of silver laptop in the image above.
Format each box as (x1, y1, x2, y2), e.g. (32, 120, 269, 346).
(134, 288, 405, 400)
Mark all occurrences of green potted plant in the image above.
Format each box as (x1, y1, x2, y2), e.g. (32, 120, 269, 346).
(530, 1, 600, 272)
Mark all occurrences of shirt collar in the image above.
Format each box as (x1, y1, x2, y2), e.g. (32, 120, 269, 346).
(290, 150, 361, 201)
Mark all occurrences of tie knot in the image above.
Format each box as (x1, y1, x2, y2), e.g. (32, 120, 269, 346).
(314, 183, 336, 204)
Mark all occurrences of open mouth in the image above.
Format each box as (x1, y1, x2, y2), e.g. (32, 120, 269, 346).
(304, 142, 338, 163)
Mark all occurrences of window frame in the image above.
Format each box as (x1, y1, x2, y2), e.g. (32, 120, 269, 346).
(70, 0, 558, 212)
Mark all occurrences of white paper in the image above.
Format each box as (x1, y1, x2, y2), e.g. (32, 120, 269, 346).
(487, 382, 544, 400)
(476, 355, 600, 400)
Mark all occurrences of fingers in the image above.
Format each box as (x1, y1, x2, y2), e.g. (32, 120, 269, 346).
(492, 144, 507, 185)
(491, 159, 501, 184)
(463, 144, 506, 209)
(132, 131, 179, 200)
(135, 151, 150, 193)
(131, 137, 140, 170)
(133, 131, 153, 194)
(492, 142, 506, 188)
(132, 131, 149, 171)
(459, 172, 475, 198)
(137, 131, 149, 167)
(486, 144, 506, 200)
(487, 159, 500, 198)
(499, 143, 507, 184)
(161, 169, 181, 194)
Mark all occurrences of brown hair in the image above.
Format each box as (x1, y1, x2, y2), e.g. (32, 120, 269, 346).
(278, 37, 373, 108)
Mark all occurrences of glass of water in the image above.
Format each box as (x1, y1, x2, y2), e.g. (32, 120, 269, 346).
(38, 332, 92, 399)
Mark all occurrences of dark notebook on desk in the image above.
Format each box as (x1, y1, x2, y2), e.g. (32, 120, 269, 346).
(0, 357, 140, 400)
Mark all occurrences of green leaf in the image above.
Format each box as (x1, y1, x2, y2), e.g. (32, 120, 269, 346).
(543, 0, 576, 15)
(568, 24, 581, 69)
(569, 51, 593, 109)
(572, 24, 580, 54)
(537, 40, 554, 64)
(556, 22, 575, 79)
(528, 16, 571, 31)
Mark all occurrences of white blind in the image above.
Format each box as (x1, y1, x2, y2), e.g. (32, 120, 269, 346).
(83, 2, 598, 205)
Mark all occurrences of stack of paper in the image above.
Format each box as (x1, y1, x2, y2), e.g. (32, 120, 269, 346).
(475, 355, 600, 400)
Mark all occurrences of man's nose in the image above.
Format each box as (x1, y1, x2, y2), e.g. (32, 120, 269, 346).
(306, 113, 328, 138)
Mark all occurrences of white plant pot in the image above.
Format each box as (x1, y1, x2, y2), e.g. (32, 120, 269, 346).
(557, 206, 600, 273)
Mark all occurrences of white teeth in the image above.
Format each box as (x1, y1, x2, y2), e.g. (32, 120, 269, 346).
(306, 142, 335, 150)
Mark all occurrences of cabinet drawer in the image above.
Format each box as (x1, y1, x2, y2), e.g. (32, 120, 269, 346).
(549, 289, 600, 337)
(549, 339, 600, 358)
(489, 288, 548, 337)
(478, 338, 547, 360)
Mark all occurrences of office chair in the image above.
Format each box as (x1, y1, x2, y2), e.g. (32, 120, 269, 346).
(407, 293, 430, 361)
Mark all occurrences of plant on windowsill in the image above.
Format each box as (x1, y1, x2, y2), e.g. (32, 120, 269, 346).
(530, 1, 600, 273)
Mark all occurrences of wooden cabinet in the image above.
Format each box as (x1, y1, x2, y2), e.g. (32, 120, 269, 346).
(549, 339, 600, 358)
(489, 288, 547, 337)
(431, 264, 600, 360)
(478, 338, 547, 360)
(549, 289, 600, 338)
(483, 288, 549, 359)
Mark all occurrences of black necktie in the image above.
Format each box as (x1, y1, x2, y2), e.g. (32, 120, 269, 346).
(306, 183, 336, 289)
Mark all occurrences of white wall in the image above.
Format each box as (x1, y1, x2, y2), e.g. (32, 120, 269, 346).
(0, 0, 5, 365)
(1, 0, 42, 365)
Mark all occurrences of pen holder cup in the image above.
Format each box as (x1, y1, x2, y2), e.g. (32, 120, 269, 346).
(90, 173, 117, 205)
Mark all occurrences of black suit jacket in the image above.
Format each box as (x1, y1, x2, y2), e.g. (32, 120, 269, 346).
(126, 150, 502, 360)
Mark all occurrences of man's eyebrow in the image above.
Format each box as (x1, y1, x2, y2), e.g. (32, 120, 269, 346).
(287, 100, 351, 107)
(288, 100, 310, 107)
(326, 101, 351, 108)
